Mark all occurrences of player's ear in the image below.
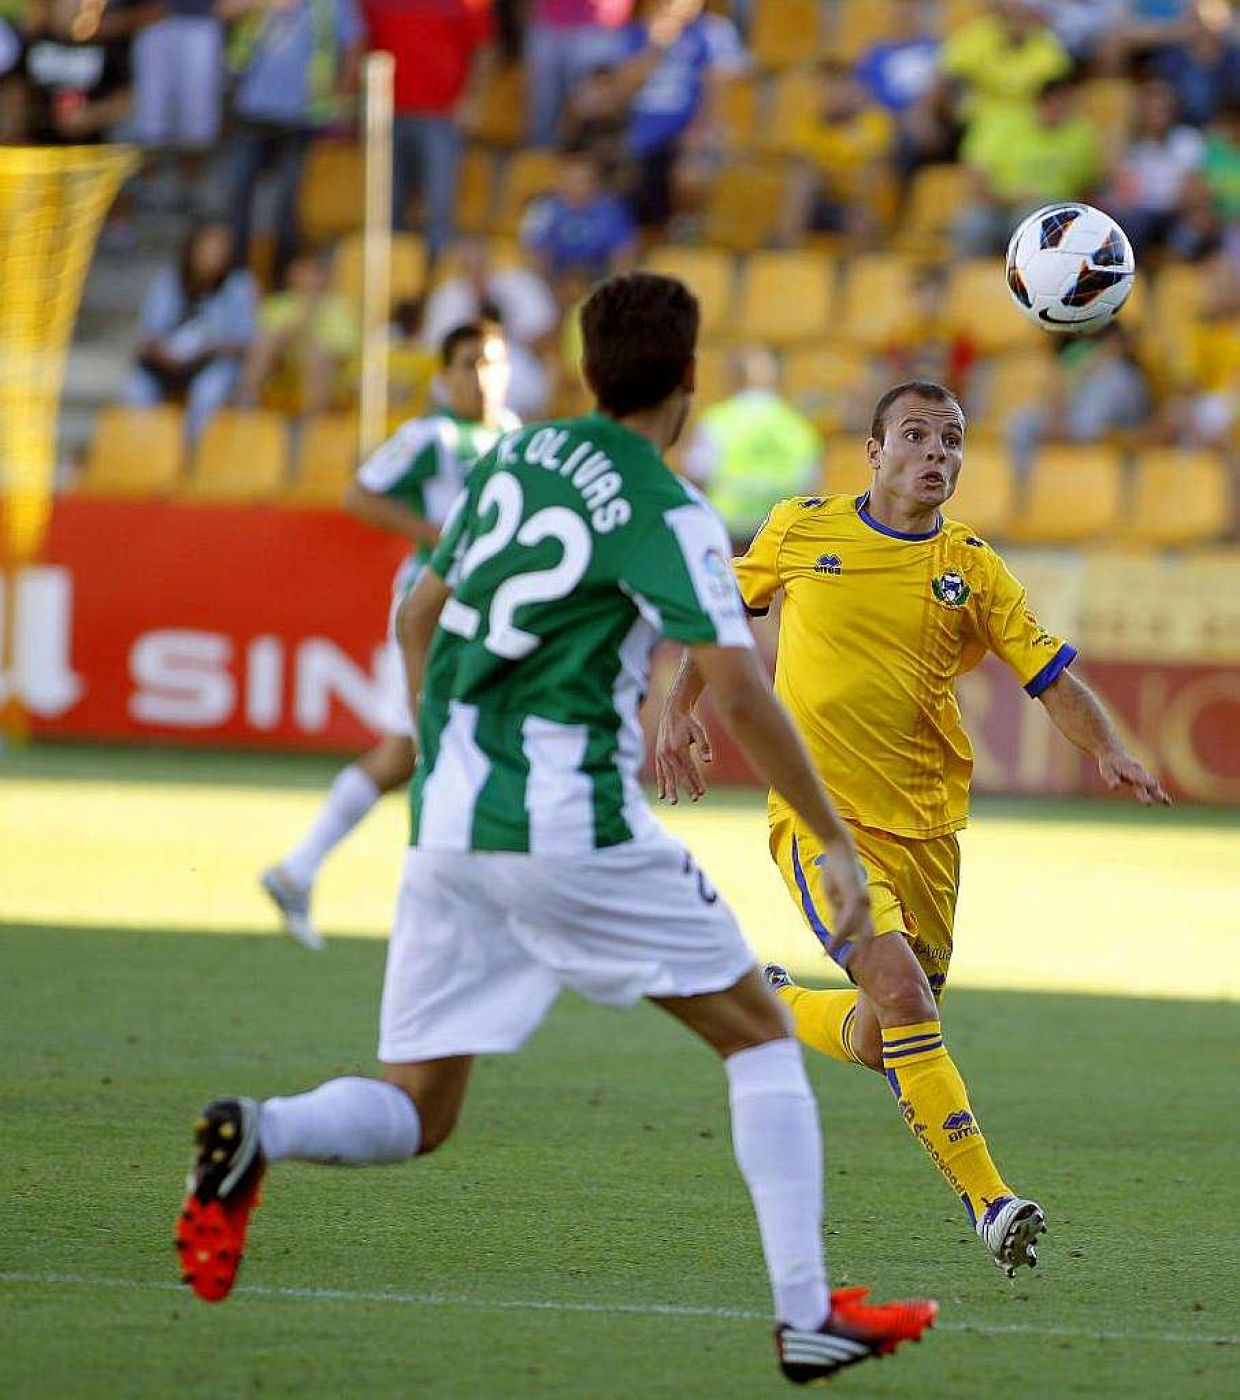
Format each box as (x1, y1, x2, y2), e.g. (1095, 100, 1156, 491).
(865, 437, 882, 472)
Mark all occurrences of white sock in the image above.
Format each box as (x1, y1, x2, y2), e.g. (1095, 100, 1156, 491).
(280, 764, 381, 888)
(259, 1077, 421, 1164)
(726, 1038, 829, 1331)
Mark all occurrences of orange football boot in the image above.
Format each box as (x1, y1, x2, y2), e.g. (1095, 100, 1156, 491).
(775, 1285, 937, 1385)
(175, 1097, 266, 1303)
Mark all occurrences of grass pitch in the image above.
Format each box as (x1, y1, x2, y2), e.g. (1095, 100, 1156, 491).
(2, 743, 1239, 1398)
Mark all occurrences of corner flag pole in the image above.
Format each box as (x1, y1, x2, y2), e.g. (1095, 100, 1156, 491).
(358, 51, 394, 465)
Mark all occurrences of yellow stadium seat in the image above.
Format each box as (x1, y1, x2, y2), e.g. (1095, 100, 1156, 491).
(1124, 450, 1232, 546)
(693, 344, 734, 410)
(840, 254, 920, 349)
(1007, 446, 1124, 544)
(333, 232, 428, 309)
(456, 146, 496, 234)
(763, 68, 820, 154)
(495, 149, 561, 234)
(976, 350, 1057, 429)
(896, 164, 974, 251)
(471, 64, 524, 147)
(643, 246, 736, 337)
(945, 258, 1042, 354)
(80, 405, 184, 495)
(942, 0, 987, 30)
(1148, 262, 1208, 381)
(752, 0, 821, 68)
(820, 435, 874, 497)
(1151, 263, 1207, 329)
(944, 442, 1015, 537)
(1118, 270, 1148, 327)
(703, 161, 788, 251)
(387, 343, 437, 420)
(299, 141, 364, 242)
(737, 251, 837, 344)
(835, 0, 900, 60)
(284, 414, 358, 508)
(183, 411, 290, 502)
(717, 76, 760, 150)
(782, 345, 867, 434)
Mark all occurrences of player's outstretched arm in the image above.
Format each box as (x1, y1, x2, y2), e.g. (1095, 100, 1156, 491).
(395, 569, 452, 730)
(691, 644, 874, 962)
(343, 481, 441, 549)
(1038, 669, 1171, 806)
(655, 650, 713, 804)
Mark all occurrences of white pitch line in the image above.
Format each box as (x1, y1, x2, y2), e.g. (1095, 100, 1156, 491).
(1, 1272, 1235, 1349)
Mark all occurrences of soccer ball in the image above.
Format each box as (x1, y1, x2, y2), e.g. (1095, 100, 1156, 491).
(1005, 203, 1135, 335)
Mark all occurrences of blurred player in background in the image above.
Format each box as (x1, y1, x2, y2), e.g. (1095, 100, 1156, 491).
(681, 345, 823, 549)
(260, 320, 517, 950)
(177, 274, 937, 1386)
(657, 379, 1170, 1278)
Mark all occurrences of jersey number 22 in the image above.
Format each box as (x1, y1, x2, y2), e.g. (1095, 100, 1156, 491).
(439, 472, 593, 659)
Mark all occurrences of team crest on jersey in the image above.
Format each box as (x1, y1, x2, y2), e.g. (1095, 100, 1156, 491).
(814, 553, 842, 576)
(931, 571, 971, 607)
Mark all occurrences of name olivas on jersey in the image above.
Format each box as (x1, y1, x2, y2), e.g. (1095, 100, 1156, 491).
(499, 426, 633, 534)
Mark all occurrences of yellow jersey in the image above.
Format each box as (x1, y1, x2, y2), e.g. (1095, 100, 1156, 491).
(733, 493, 1075, 839)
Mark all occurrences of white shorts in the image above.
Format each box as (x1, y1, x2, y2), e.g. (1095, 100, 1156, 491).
(377, 835, 756, 1063)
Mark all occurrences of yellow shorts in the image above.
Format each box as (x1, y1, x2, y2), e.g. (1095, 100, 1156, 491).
(769, 809, 960, 1000)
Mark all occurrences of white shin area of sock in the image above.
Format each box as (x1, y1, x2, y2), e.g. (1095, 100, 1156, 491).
(280, 764, 381, 888)
(259, 1077, 422, 1164)
(726, 1038, 829, 1331)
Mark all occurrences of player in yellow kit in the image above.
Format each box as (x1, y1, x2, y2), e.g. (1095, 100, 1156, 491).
(657, 380, 1169, 1277)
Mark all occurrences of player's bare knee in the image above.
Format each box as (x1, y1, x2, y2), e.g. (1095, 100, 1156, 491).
(853, 938, 938, 1025)
(883, 977, 938, 1025)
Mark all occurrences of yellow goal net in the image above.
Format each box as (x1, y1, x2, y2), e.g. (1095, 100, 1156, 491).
(0, 144, 137, 733)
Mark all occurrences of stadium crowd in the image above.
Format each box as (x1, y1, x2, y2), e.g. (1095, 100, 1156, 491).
(4, 0, 1238, 536)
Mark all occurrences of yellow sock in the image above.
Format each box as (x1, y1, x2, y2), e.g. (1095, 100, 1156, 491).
(773, 985, 862, 1065)
(880, 1020, 1012, 1226)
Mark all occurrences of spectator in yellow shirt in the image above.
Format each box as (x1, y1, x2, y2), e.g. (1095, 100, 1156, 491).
(954, 77, 1101, 254)
(779, 61, 894, 247)
(238, 249, 359, 419)
(941, 0, 1070, 128)
(1159, 257, 1240, 454)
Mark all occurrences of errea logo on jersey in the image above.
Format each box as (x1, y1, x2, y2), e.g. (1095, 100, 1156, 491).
(814, 554, 842, 576)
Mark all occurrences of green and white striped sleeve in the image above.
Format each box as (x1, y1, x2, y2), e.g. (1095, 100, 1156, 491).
(620, 499, 754, 648)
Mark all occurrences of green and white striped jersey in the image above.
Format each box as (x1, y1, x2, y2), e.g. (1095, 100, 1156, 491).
(356, 408, 519, 594)
(411, 413, 754, 854)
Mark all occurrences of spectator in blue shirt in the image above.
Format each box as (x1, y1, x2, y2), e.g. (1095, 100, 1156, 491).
(520, 146, 638, 290)
(1153, 9, 1240, 127)
(217, 0, 365, 285)
(853, 1, 955, 178)
(609, 0, 747, 228)
(120, 221, 258, 441)
(854, 20, 938, 116)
